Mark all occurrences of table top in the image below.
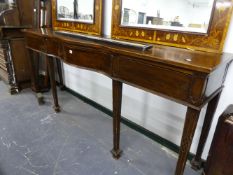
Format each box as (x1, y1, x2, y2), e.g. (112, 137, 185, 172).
(23, 28, 233, 74)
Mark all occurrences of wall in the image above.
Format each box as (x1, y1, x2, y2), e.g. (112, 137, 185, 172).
(62, 0, 233, 159)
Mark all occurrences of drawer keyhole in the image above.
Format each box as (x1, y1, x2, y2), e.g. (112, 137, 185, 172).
(69, 50, 73, 54)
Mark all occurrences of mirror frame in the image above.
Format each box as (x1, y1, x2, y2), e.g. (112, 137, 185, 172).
(111, 0, 233, 53)
(52, 0, 102, 36)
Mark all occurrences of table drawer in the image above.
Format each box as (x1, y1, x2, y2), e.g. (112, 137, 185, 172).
(63, 44, 112, 76)
(114, 56, 193, 102)
(26, 35, 46, 53)
(47, 38, 60, 57)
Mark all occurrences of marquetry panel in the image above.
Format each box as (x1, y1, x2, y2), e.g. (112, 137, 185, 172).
(111, 0, 233, 53)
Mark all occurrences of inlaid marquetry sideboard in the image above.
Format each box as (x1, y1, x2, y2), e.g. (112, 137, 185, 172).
(23, 28, 233, 175)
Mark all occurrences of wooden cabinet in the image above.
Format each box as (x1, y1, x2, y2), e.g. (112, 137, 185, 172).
(10, 39, 31, 83)
(0, 28, 31, 94)
(0, 0, 37, 93)
(204, 105, 233, 175)
(0, 0, 55, 93)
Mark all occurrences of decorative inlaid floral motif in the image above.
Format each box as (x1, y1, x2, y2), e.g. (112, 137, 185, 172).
(173, 34, 178, 41)
(115, 5, 120, 10)
(111, 0, 233, 53)
(166, 34, 171, 40)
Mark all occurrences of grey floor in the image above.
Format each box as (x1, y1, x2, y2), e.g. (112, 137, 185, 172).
(0, 81, 201, 175)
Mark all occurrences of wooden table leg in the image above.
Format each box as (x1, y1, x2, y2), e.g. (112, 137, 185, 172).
(175, 107, 200, 175)
(47, 56, 60, 113)
(27, 49, 44, 105)
(111, 80, 123, 159)
(191, 92, 221, 170)
(28, 49, 38, 92)
(56, 58, 65, 90)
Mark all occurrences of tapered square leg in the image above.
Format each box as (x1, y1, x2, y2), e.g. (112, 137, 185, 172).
(111, 80, 123, 159)
(27, 49, 45, 105)
(47, 56, 60, 113)
(175, 107, 200, 175)
(56, 58, 65, 91)
(27, 49, 39, 92)
(191, 93, 221, 170)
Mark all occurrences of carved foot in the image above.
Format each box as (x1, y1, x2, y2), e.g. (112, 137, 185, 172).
(202, 171, 206, 175)
(9, 86, 20, 95)
(191, 158, 204, 170)
(36, 93, 45, 105)
(111, 149, 122, 159)
(53, 105, 61, 113)
(60, 85, 66, 91)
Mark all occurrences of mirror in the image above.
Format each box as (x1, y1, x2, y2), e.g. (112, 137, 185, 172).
(112, 0, 233, 52)
(121, 0, 215, 33)
(0, 0, 10, 12)
(57, 0, 94, 24)
(52, 0, 102, 36)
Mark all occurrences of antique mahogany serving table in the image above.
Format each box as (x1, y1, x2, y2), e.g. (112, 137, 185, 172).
(23, 28, 233, 175)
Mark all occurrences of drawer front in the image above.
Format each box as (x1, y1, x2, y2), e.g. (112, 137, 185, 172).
(26, 35, 46, 53)
(47, 38, 60, 57)
(114, 56, 193, 102)
(63, 44, 112, 76)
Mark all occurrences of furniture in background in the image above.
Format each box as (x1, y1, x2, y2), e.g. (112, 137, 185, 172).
(0, 0, 64, 94)
(0, 0, 35, 94)
(203, 105, 233, 175)
(34, 0, 64, 93)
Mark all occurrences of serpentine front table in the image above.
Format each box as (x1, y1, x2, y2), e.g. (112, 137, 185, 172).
(23, 28, 233, 175)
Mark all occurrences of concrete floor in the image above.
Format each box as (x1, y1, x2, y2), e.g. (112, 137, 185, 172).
(0, 81, 200, 175)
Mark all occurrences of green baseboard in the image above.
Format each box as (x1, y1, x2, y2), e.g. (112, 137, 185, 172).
(64, 86, 196, 161)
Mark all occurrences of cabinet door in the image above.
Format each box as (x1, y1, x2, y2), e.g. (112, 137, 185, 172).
(10, 38, 30, 82)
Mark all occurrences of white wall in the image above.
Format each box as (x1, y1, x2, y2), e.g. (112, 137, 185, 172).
(62, 0, 233, 159)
